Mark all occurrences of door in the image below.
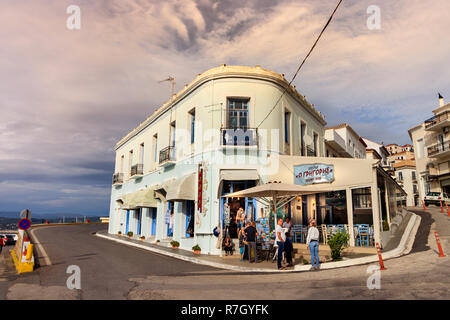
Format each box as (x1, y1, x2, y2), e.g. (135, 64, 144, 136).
(302, 197, 308, 225)
(151, 208, 157, 236)
(125, 210, 130, 233)
(136, 209, 141, 235)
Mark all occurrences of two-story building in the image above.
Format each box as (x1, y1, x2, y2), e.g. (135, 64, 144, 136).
(324, 124, 367, 159)
(409, 94, 450, 200)
(109, 65, 406, 254)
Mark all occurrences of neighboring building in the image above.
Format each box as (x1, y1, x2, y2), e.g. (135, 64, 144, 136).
(393, 160, 418, 206)
(386, 143, 413, 155)
(109, 65, 406, 254)
(324, 124, 367, 159)
(409, 93, 450, 201)
(387, 150, 415, 167)
(363, 138, 390, 169)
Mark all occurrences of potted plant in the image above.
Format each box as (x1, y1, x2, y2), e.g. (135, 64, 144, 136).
(118, 231, 122, 237)
(155, 240, 160, 245)
(127, 231, 133, 238)
(170, 240, 180, 248)
(192, 244, 201, 254)
(140, 236, 145, 241)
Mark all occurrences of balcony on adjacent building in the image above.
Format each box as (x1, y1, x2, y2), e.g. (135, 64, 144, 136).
(221, 128, 258, 148)
(112, 173, 123, 185)
(306, 146, 316, 157)
(324, 129, 351, 157)
(424, 110, 450, 131)
(159, 146, 176, 167)
(427, 140, 450, 158)
(130, 164, 144, 178)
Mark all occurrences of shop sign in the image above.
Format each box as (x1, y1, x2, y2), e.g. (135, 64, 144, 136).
(294, 164, 334, 185)
(197, 166, 203, 212)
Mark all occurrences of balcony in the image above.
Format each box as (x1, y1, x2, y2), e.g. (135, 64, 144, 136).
(427, 140, 450, 158)
(130, 164, 144, 178)
(112, 173, 123, 185)
(324, 129, 351, 157)
(425, 111, 450, 131)
(221, 128, 258, 148)
(159, 146, 175, 167)
(306, 146, 316, 157)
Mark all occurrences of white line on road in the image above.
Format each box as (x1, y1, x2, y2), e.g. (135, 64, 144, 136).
(29, 227, 52, 266)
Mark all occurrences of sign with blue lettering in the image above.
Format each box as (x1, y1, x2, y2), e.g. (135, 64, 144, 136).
(294, 164, 334, 185)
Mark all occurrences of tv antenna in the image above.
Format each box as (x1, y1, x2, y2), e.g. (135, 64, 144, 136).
(158, 76, 175, 97)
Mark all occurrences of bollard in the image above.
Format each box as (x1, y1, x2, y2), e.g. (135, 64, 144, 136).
(26, 244, 34, 261)
(446, 202, 450, 217)
(434, 232, 446, 257)
(375, 243, 387, 270)
(422, 199, 427, 211)
(440, 201, 444, 213)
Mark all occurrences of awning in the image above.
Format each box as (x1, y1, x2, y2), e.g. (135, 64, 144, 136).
(166, 173, 196, 201)
(219, 169, 259, 181)
(134, 188, 158, 207)
(117, 193, 137, 210)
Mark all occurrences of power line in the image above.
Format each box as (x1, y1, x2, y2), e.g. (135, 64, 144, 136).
(256, 0, 344, 129)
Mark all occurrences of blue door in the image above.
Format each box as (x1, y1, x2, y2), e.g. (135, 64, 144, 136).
(151, 208, 157, 236)
(125, 210, 130, 233)
(136, 209, 141, 235)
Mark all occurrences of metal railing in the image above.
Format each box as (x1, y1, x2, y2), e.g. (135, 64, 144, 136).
(427, 141, 450, 157)
(159, 146, 175, 164)
(130, 164, 143, 176)
(306, 146, 316, 157)
(112, 173, 123, 184)
(221, 127, 258, 146)
(425, 111, 450, 129)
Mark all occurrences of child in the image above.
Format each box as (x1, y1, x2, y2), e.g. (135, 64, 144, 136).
(284, 231, 294, 267)
(238, 228, 246, 261)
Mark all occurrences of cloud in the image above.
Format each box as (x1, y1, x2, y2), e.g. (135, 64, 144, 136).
(0, 0, 449, 213)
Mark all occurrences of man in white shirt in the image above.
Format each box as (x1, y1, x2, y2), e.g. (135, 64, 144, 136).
(306, 219, 320, 270)
(275, 218, 286, 270)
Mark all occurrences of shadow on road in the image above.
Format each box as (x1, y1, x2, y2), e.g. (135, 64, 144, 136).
(409, 209, 434, 253)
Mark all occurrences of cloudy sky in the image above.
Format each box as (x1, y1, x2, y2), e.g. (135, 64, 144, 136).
(1, 0, 450, 215)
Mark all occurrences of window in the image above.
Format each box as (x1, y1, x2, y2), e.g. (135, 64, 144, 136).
(398, 172, 403, 181)
(189, 109, 195, 144)
(120, 155, 124, 173)
(153, 134, 158, 165)
(185, 200, 195, 237)
(284, 111, 291, 144)
(129, 150, 133, 171)
(140, 143, 144, 165)
(300, 122, 306, 156)
(412, 171, 416, 180)
(227, 98, 249, 129)
(313, 133, 318, 157)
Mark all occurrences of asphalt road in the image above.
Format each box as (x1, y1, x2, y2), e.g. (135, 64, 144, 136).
(3, 208, 450, 300)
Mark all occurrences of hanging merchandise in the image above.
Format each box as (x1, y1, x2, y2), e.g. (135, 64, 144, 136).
(223, 202, 231, 226)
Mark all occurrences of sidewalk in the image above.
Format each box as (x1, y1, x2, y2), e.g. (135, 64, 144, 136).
(95, 210, 421, 273)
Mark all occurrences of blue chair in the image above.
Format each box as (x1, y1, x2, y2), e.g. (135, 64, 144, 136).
(292, 225, 304, 243)
(356, 224, 370, 247)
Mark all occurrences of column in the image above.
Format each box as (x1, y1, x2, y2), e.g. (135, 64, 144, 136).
(384, 179, 391, 226)
(346, 188, 355, 247)
(155, 200, 166, 241)
(172, 201, 184, 242)
(371, 169, 382, 246)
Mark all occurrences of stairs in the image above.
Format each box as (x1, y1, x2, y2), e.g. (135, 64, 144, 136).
(293, 243, 332, 264)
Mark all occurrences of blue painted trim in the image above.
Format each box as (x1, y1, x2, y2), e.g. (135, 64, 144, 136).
(125, 210, 130, 233)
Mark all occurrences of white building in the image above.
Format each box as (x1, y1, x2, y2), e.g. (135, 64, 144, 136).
(325, 124, 367, 159)
(108, 65, 406, 254)
(393, 160, 418, 207)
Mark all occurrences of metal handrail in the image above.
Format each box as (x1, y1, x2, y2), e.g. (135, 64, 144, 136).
(130, 164, 143, 176)
(221, 127, 258, 146)
(112, 173, 123, 184)
(425, 111, 450, 129)
(427, 140, 450, 157)
(159, 146, 175, 164)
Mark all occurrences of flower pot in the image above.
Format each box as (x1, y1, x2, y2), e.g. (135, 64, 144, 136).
(193, 250, 201, 254)
(172, 246, 179, 249)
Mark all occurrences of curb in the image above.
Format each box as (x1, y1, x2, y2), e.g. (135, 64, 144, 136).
(95, 211, 422, 273)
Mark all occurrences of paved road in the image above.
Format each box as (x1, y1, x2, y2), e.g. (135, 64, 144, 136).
(3, 209, 450, 299)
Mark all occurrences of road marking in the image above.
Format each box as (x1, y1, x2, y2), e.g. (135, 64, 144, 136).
(29, 228, 52, 266)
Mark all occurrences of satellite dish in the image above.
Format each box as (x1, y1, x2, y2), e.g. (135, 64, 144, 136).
(20, 209, 32, 220)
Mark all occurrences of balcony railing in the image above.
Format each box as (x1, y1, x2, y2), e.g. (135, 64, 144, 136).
(425, 111, 450, 129)
(112, 173, 123, 185)
(427, 141, 450, 157)
(221, 128, 258, 146)
(130, 164, 143, 177)
(159, 146, 175, 164)
(306, 146, 316, 157)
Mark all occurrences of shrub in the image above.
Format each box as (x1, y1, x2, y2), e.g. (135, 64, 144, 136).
(127, 231, 133, 237)
(192, 244, 201, 251)
(118, 231, 122, 235)
(328, 231, 349, 260)
(302, 258, 309, 265)
(170, 240, 180, 247)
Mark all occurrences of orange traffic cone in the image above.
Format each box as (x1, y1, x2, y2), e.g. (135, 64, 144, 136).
(440, 201, 444, 213)
(434, 232, 446, 257)
(422, 200, 427, 211)
(376, 243, 387, 270)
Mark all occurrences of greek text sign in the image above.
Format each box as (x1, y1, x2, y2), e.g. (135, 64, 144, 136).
(294, 164, 334, 185)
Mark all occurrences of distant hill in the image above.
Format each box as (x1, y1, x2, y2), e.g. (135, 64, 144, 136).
(0, 211, 107, 219)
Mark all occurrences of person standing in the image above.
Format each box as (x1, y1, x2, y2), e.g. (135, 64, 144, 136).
(275, 218, 286, 270)
(284, 232, 294, 267)
(306, 219, 320, 270)
(244, 221, 258, 263)
(235, 207, 245, 236)
(238, 228, 245, 261)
